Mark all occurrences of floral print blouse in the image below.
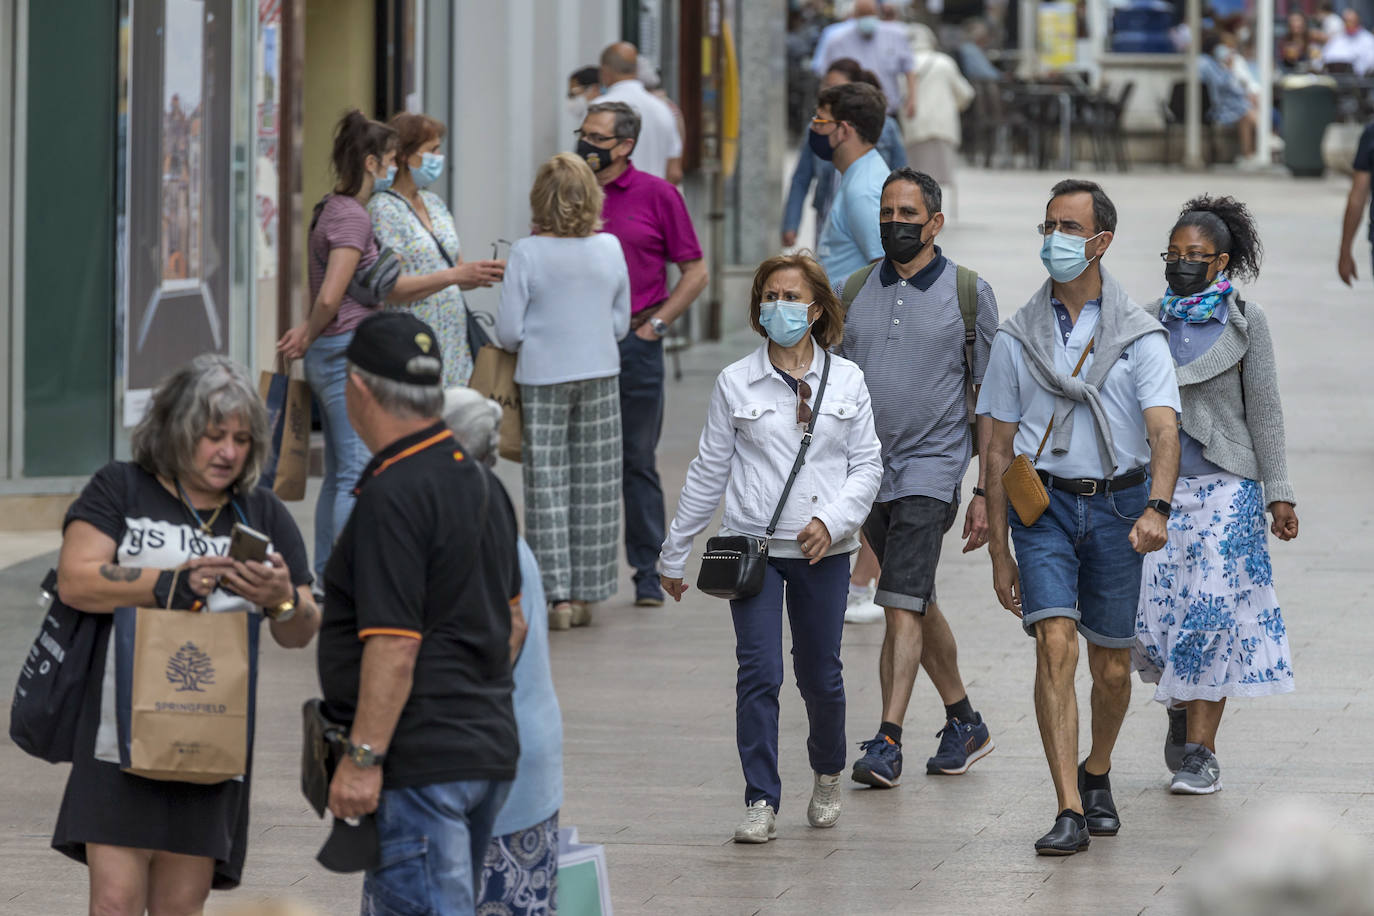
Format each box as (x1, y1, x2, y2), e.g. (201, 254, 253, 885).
(368, 189, 474, 386)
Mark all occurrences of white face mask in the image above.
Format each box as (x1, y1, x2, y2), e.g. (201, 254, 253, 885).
(566, 94, 589, 124)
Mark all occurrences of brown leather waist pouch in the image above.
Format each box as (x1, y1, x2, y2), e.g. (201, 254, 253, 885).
(1000, 336, 1094, 527)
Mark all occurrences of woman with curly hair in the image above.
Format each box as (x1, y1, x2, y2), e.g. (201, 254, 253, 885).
(495, 152, 632, 630)
(1133, 195, 1298, 795)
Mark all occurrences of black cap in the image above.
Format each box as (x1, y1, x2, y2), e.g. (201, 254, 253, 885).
(346, 312, 443, 386)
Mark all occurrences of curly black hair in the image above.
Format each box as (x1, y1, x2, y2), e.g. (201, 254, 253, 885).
(1171, 194, 1263, 283)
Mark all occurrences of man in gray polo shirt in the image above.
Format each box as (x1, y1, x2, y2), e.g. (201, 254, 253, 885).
(839, 168, 1000, 788)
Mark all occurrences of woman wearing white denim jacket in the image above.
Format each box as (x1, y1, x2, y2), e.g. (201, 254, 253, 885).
(659, 254, 882, 845)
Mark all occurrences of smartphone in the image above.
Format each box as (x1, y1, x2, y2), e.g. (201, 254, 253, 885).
(490, 238, 512, 260)
(229, 522, 271, 564)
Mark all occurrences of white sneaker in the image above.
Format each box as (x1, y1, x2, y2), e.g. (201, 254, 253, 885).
(845, 584, 884, 624)
(733, 799, 777, 843)
(807, 772, 842, 828)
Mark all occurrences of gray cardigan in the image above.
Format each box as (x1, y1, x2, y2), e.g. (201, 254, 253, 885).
(1147, 292, 1295, 506)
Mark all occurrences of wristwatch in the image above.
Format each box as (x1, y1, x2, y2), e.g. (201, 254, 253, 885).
(648, 317, 669, 337)
(265, 598, 296, 622)
(1145, 498, 1173, 518)
(346, 741, 385, 768)
(972, 486, 987, 498)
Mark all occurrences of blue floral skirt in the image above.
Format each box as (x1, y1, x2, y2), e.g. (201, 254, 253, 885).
(478, 811, 558, 916)
(1133, 473, 1295, 704)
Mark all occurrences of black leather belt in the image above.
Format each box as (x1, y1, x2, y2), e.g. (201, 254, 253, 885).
(1037, 466, 1147, 497)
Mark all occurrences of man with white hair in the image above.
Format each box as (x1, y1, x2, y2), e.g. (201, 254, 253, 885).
(319, 311, 525, 914)
(600, 41, 684, 183)
(812, 0, 918, 122)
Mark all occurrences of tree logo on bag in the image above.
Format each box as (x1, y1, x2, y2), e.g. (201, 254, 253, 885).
(166, 641, 216, 692)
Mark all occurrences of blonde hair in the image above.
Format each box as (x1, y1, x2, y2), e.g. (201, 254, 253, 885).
(529, 152, 603, 237)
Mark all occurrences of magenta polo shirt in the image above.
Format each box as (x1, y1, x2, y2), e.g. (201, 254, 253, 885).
(600, 163, 702, 314)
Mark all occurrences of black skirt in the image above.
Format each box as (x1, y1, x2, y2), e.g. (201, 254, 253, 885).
(50, 617, 253, 890)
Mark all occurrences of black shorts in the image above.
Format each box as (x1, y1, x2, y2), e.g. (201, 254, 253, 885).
(862, 494, 959, 614)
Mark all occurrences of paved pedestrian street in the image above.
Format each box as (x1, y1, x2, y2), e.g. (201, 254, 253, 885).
(2, 168, 1372, 915)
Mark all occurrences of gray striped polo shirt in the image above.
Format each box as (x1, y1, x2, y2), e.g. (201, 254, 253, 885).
(836, 248, 999, 504)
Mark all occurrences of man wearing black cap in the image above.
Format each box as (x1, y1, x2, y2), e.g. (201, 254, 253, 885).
(316, 311, 525, 913)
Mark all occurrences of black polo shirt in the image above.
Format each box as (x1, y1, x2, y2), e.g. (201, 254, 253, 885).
(318, 422, 521, 788)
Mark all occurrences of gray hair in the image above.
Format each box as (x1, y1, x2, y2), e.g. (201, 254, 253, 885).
(130, 353, 270, 491)
(587, 101, 641, 145)
(347, 362, 444, 420)
(442, 387, 501, 467)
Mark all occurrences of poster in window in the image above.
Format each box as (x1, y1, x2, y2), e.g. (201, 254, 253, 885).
(122, 0, 233, 427)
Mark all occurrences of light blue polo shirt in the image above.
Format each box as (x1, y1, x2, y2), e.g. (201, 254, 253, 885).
(977, 299, 1180, 479)
(817, 147, 887, 282)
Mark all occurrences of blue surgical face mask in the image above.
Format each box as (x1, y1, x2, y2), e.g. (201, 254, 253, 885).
(759, 300, 814, 347)
(1040, 230, 1104, 283)
(413, 152, 445, 188)
(857, 15, 879, 38)
(372, 164, 397, 194)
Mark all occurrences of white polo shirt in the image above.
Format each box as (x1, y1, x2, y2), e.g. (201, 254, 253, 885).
(600, 78, 683, 180)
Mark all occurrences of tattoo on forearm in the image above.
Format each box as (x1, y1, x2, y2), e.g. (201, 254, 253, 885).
(99, 564, 142, 583)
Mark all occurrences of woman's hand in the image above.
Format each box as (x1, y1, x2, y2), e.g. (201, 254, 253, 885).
(453, 259, 506, 290)
(661, 577, 689, 602)
(222, 553, 295, 609)
(798, 518, 832, 564)
(277, 323, 312, 361)
(1270, 502, 1300, 541)
(185, 556, 237, 598)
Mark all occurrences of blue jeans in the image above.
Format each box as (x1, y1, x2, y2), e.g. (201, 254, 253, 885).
(1009, 481, 1149, 648)
(730, 553, 849, 811)
(304, 331, 372, 585)
(362, 779, 513, 916)
(618, 333, 666, 583)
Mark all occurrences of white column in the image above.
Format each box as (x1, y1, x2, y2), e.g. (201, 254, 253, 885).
(1184, 0, 1203, 170)
(1257, 0, 1274, 163)
(1019, 0, 1037, 78)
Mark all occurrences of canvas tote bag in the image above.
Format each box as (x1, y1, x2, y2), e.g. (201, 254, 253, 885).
(258, 357, 311, 501)
(113, 573, 256, 784)
(468, 346, 523, 462)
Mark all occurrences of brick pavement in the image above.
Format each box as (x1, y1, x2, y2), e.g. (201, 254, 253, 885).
(1, 168, 1372, 915)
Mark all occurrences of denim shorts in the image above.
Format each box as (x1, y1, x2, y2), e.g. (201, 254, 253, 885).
(863, 494, 959, 613)
(1008, 481, 1148, 648)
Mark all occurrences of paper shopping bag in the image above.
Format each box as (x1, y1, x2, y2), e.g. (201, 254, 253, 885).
(468, 346, 523, 463)
(558, 827, 614, 916)
(113, 607, 256, 784)
(258, 362, 311, 501)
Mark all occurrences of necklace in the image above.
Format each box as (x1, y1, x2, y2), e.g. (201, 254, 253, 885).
(769, 344, 813, 376)
(175, 480, 228, 535)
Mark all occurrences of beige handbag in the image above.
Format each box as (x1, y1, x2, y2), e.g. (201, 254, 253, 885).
(1001, 338, 1094, 526)
(468, 346, 522, 462)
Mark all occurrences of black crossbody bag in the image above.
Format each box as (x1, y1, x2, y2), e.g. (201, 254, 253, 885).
(696, 352, 831, 601)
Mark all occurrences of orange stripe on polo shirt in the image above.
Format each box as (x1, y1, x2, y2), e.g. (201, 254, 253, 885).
(509, 594, 522, 607)
(371, 429, 454, 478)
(358, 627, 422, 641)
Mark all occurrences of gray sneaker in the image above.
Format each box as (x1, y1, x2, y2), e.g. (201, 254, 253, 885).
(733, 799, 777, 843)
(1170, 743, 1222, 794)
(807, 772, 842, 828)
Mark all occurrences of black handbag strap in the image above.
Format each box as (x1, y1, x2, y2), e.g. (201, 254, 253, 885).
(382, 189, 455, 267)
(764, 350, 831, 538)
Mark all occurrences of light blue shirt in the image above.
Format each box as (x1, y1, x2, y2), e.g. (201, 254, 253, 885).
(818, 147, 887, 282)
(977, 299, 1181, 478)
(1162, 299, 1228, 477)
(491, 539, 564, 835)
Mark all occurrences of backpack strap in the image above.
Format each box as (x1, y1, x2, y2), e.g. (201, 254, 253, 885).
(955, 265, 981, 453)
(840, 261, 880, 312)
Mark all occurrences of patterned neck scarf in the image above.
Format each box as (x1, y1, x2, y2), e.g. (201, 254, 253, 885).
(1161, 275, 1231, 324)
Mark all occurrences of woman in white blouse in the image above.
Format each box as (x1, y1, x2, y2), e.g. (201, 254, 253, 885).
(659, 254, 882, 846)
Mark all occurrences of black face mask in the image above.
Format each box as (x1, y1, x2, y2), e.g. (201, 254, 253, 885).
(880, 220, 928, 264)
(1164, 260, 1212, 296)
(576, 137, 618, 173)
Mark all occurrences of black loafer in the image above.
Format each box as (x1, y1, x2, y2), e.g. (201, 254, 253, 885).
(1034, 813, 1090, 856)
(1079, 763, 1121, 836)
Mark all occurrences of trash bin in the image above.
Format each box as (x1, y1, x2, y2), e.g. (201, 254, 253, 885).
(1280, 75, 1338, 177)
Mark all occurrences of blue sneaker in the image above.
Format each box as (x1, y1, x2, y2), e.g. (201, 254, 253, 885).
(851, 733, 903, 788)
(926, 714, 995, 775)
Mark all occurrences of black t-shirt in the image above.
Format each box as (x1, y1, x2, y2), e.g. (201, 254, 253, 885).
(1354, 122, 1374, 241)
(317, 422, 521, 788)
(64, 461, 313, 613)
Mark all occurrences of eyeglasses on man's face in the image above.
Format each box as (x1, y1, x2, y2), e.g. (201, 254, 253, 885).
(1036, 220, 1095, 237)
(574, 129, 620, 146)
